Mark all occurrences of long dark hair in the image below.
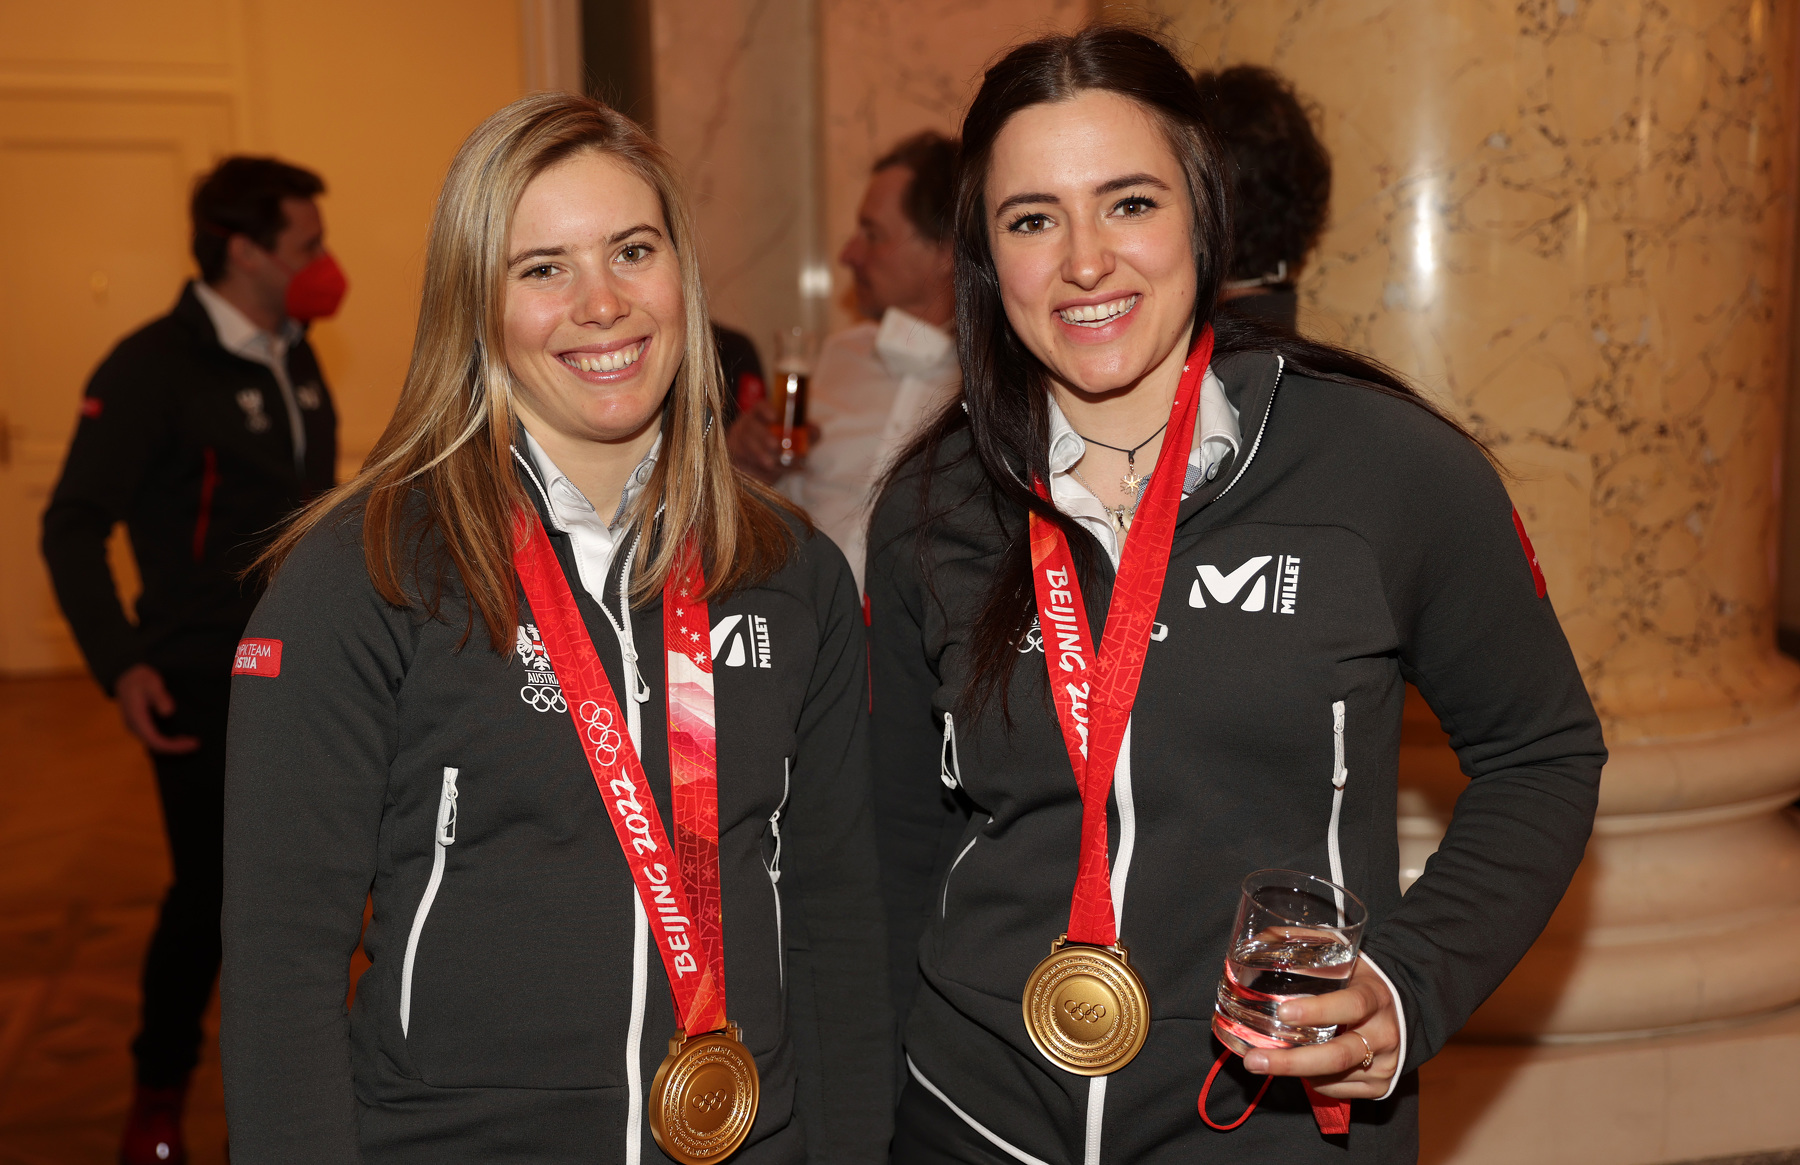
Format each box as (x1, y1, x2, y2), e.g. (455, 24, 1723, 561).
(876, 23, 1482, 723)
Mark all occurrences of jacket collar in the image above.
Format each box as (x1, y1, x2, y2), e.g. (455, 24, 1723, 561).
(1176, 349, 1283, 524)
(171, 280, 311, 359)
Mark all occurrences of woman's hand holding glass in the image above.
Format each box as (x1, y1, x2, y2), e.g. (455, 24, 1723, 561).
(1242, 961, 1399, 1099)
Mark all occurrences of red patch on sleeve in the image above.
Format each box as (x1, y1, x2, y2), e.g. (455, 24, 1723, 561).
(80, 397, 103, 419)
(1511, 508, 1547, 598)
(233, 638, 283, 677)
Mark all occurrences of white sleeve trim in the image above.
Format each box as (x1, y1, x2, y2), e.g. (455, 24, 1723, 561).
(1357, 951, 1407, 1101)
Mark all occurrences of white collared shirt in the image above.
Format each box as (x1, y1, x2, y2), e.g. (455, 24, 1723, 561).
(1045, 366, 1241, 567)
(782, 306, 960, 590)
(521, 427, 661, 605)
(193, 280, 307, 471)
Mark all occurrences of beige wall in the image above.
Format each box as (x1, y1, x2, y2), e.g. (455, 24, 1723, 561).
(240, 0, 526, 476)
(0, 0, 526, 672)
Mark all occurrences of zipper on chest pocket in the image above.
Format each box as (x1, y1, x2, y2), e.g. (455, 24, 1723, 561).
(940, 824, 987, 918)
(1327, 702, 1349, 920)
(940, 712, 962, 790)
(765, 759, 790, 984)
(400, 766, 458, 1037)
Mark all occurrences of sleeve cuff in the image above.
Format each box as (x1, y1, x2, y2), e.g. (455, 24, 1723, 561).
(1357, 950, 1408, 1101)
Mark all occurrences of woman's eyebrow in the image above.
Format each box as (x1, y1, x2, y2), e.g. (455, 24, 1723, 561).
(609, 223, 663, 244)
(1095, 173, 1172, 195)
(508, 245, 566, 267)
(993, 191, 1059, 216)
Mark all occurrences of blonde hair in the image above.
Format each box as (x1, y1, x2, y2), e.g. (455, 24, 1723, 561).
(261, 92, 797, 648)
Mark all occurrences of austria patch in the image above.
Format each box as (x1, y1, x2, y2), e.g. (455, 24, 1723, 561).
(233, 638, 283, 677)
(1511, 509, 1547, 598)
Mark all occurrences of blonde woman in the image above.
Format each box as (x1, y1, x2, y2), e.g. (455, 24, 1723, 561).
(220, 94, 891, 1163)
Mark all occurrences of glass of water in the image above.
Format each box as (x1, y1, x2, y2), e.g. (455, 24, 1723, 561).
(1212, 869, 1367, 1055)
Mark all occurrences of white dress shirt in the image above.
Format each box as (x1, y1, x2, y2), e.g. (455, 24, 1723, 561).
(193, 280, 307, 472)
(782, 306, 960, 590)
(520, 427, 661, 605)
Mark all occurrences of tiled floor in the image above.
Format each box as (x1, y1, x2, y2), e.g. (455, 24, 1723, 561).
(0, 675, 228, 1165)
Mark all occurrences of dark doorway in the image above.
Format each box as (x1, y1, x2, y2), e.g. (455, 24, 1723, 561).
(582, 0, 656, 132)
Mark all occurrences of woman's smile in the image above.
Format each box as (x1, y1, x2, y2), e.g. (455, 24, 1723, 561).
(1054, 292, 1142, 344)
(557, 337, 649, 377)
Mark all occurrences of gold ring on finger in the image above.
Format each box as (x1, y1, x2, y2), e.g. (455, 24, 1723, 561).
(1350, 1029, 1374, 1071)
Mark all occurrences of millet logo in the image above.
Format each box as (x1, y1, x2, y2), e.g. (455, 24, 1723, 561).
(1188, 555, 1301, 613)
(710, 613, 771, 668)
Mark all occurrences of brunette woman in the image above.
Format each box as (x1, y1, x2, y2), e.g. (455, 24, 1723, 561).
(221, 94, 891, 1162)
(869, 26, 1604, 1165)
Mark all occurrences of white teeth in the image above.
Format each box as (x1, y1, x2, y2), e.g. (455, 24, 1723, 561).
(561, 341, 646, 373)
(1058, 295, 1139, 326)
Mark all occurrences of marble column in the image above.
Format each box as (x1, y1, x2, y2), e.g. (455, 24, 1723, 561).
(1137, 0, 1800, 1041)
(651, 0, 825, 358)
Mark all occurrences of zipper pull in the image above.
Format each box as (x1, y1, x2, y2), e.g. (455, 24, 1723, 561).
(617, 642, 650, 703)
(940, 713, 962, 790)
(1331, 701, 1348, 789)
(438, 767, 460, 845)
(769, 757, 790, 882)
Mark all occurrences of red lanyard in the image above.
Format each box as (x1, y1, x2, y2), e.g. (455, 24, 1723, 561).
(515, 519, 729, 1039)
(1028, 327, 1212, 947)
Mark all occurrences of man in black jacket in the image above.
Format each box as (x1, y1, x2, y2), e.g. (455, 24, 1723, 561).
(41, 155, 342, 1165)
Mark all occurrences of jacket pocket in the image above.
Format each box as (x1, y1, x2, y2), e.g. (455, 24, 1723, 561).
(1327, 701, 1349, 922)
(400, 765, 458, 1037)
(939, 817, 991, 919)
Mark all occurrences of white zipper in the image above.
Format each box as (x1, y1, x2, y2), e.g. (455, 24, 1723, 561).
(907, 1056, 1051, 1165)
(610, 538, 647, 1165)
(1082, 717, 1137, 1165)
(940, 826, 985, 918)
(1212, 354, 1283, 504)
(766, 759, 791, 983)
(940, 712, 962, 789)
(1328, 700, 1349, 925)
(400, 766, 458, 1037)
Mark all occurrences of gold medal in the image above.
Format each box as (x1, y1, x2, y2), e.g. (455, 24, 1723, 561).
(1021, 936, 1150, 1076)
(648, 1023, 760, 1164)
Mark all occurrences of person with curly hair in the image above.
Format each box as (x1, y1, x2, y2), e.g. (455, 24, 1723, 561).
(1195, 64, 1332, 333)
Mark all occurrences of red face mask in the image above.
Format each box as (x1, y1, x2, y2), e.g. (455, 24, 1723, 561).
(284, 252, 348, 321)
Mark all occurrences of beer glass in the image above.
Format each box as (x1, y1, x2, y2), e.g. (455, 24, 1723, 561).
(770, 326, 817, 468)
(1212, 869, 1366, 1056)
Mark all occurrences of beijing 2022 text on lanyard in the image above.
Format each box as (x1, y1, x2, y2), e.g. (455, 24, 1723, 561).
(516, 519, 758, 1164)
(1020, 326, 1212, 1076)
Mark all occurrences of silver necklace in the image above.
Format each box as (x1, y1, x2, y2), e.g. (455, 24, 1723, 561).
(1069, 464, 1148, 533)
